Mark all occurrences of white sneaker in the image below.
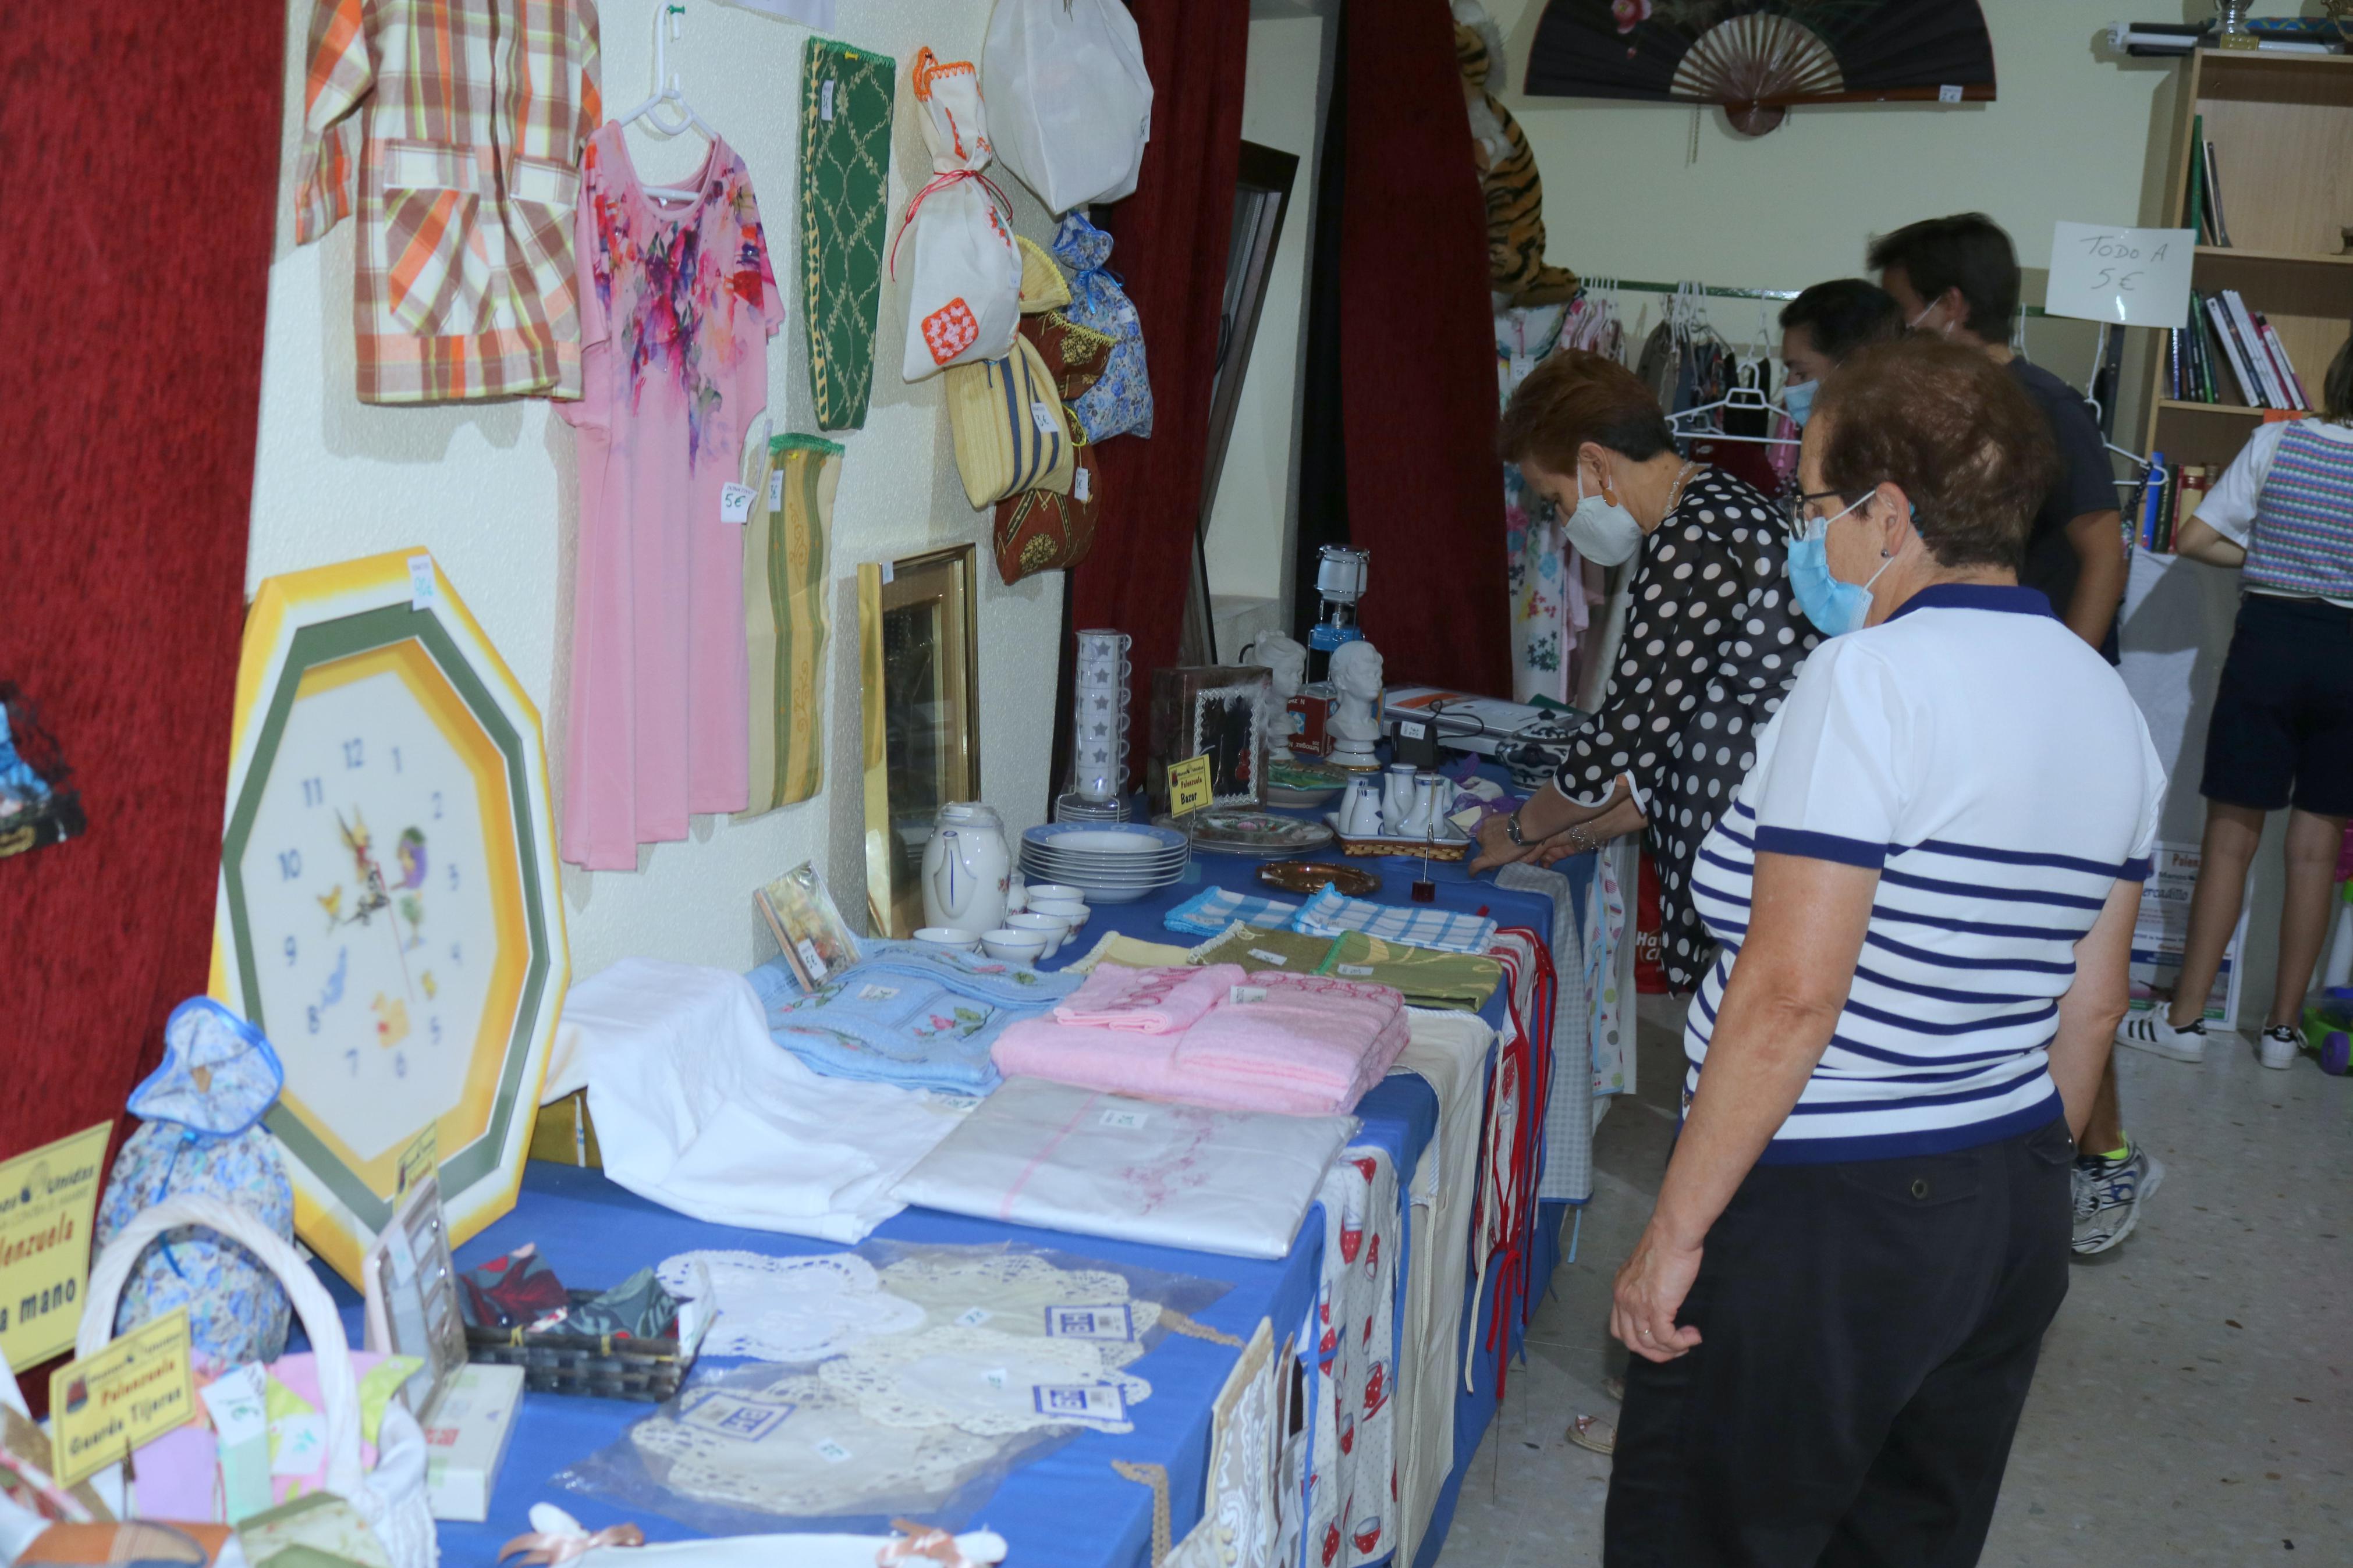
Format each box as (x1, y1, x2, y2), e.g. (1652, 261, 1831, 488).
(2257, 1026, 2300, 1071)
(2117, 1009, 2206, 1063)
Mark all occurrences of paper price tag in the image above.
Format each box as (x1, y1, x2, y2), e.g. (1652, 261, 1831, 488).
(768, 470, 784, 510)
(48, 1308, 198, 1487)
(1074, 466, 1091, 503)
(271, 1413, 326, 1476)
(1938, 83, 1962, 104)
(1031, 401, 1058, 436)
(1337, 964, 1375, 977)
(955, 1306, 993, 1328)
(821, 79, 836, 121)
(815, 1438, 853, 1464)
(1397, 720, 1428, 740)
(2045, 221, 2196, 328)
(857, 984, 902, 1001)
(1166, 753, 1213, 818)
(720, 483, 756, 524)
(1248, 948, 1290, 966)
(199, 1364, 272, 1524)
(982, 1367, 1008, 1391)
(1098, 1107, 1149, 1132)
(1227, 986, 1268, 1006)
(0, 1119, 109, 1370)
(407, 553, 437, 612)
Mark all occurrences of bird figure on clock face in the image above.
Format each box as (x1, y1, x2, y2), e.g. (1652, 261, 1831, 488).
(334, 808, 392, 928)
(395, 826, 430, 949)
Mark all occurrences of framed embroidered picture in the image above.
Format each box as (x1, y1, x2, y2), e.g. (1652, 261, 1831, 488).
(857, 546, 982, 938)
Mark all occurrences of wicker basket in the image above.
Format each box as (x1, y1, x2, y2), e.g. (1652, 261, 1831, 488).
(79, 1195, 438, 1568)
(466, 1290, 695, 1402)
(1335, 835, 1468, 862)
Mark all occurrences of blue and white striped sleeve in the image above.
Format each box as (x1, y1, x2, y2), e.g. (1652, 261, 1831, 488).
(1749, 638, 1910, 870)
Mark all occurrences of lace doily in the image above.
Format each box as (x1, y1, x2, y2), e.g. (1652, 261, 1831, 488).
(630, 1370, 1002, 1519)
(877, 1251, 1164, 1370)
(656, 1251, 925, 1363)
(819, 1324, 1150, 1435)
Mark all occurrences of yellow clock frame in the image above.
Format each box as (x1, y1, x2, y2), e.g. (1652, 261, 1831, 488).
(211, 550, 567, 1284)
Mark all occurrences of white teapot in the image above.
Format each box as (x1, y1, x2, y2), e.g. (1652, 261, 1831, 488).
(921, 803, 1012, 935)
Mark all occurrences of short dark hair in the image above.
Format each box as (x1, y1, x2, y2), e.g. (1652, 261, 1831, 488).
(1811, 337, 2055, 572)
(1866, 214, 2021, 341)
(1496, 349, 1676, 470)
(1779, 279, 1903, 364)
(2326, 328, 2353, 424)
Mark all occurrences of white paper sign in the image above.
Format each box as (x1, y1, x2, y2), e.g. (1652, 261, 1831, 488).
(719, 483, 756, 524)
(408, 553, 437, 612)
(2045, 222, 2196, 328)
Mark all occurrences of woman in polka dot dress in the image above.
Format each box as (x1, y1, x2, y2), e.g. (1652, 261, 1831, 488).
(1475, 351, 1821, 991)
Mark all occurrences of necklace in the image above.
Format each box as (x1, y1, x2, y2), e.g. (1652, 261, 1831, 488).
(1663, 461, 1699, 514)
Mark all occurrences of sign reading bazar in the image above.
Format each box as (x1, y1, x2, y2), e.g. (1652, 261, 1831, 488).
(0, 1119, 111, 1369)
(48, 1307, 198, 1488)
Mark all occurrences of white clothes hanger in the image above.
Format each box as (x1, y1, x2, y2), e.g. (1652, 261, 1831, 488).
(1666, 383, 1802, 449)
(616, 3, 717, 204)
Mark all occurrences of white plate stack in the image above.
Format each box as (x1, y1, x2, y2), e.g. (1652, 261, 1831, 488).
(1018, 822, 1191, 905)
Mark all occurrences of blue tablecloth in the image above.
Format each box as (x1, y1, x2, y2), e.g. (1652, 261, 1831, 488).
(318, 817, 1581, 1567)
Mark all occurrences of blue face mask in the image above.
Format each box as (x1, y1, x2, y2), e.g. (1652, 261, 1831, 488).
(1787, 497, 1897, 637)
(1782, 378, 1817, 428)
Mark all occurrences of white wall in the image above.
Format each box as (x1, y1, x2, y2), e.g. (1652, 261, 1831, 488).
(1202, 11, 1328, 628)
(247, 0, 1066, 981)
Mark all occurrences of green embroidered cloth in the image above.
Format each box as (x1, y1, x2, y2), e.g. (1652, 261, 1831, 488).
(1189, 924, 1337, 975)
(741, 434, 839, 815)
(799, 38, 895, 430)
(1318, 930, 1503, 1011)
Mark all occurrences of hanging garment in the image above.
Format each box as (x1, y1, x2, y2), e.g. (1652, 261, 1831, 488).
(743, 435, 839, 816)
(1301, 1148, 1401, 1568)
(293, 0, 602, 403)
(1499, 304, 1584, 704)
(800, 38, 896, 430)
(559, 125, 783, 871)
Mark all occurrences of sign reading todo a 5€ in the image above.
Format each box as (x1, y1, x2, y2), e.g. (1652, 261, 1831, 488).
(1167, 754, 1215, 818)
(0, 1120, 112, 1369)
(48, 1308, 198, 1488)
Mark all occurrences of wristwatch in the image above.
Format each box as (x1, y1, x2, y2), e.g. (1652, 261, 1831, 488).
(1504, 809, 1529, 847)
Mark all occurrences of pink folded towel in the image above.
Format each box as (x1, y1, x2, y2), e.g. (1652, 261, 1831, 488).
(1052, 962, 1247, 1034)
(1171, 973, 1410, 1114)
(993, 1015, 1183, 1098)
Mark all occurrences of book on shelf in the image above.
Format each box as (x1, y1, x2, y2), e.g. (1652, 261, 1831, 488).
(2136, 452, 2166, 548)
(2202, 294, 2260, 405)
(2219, 290, 2288, 407)
(2253, 312, 2311, 409)
(2186, 115, 2212, 245)
(2200, 138, 2231, 248)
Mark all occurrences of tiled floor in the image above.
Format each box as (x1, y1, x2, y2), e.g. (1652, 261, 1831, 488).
(1435, 993, 2353, 1566)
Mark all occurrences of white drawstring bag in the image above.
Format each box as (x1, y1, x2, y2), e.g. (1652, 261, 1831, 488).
(981, 0, 1154, 214)
(897, 49, 1023, 383)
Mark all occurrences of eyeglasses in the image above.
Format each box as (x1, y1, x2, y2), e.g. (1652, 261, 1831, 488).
(1784, 487, 1848, 532)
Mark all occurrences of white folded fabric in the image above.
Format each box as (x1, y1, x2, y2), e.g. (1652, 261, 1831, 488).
(566, 959, 973, 1243)
(892, 1077, 1357, 1260)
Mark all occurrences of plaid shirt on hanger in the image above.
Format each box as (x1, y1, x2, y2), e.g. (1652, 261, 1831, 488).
(294, 0, 602, 403)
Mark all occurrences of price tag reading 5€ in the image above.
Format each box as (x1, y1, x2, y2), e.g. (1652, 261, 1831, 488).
(1166, 754, 1214, 817)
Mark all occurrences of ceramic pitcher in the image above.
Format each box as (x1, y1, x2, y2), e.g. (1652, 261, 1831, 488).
(922, 803, 1011, 934)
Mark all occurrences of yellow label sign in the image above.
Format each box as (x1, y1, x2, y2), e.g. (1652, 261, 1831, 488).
(0, 1120, 112, 1370)
(48, 1307, 197, 1487)
(1167, 754, 1215, 818)
(397, 1123, 439, 1196)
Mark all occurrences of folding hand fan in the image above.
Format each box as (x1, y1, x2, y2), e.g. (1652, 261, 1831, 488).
(1525, 0, 1996, 138)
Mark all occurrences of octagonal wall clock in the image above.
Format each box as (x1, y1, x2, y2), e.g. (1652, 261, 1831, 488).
(210, 549, 567, 1285)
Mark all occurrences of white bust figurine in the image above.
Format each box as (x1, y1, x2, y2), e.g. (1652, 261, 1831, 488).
(1327, 639, 1385, 754)
(1252, 632, 1309, 701)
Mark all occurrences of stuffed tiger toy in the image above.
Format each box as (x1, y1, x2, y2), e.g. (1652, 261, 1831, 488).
(1456, 1, 1580, 307)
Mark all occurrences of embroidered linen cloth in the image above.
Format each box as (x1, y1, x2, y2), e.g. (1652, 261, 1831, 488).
(752, 942, 1080, 1095)
(1052, 962, 1243, 1033)
(741, 435, 837, 815)
(1187, 923, 1335, 975)
(1318, 930, 1503, 1011)
(293, 0, 602, 403)
(1290, 886, 1497, 955)
(799, 38, 895, 429)
(892, 1078, 1358, 1260)
(1302, 1148, 1401, 1568)
(1164, 886, 1302, 938)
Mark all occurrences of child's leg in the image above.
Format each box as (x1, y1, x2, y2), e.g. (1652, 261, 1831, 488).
(2271, 809, 2351, 1028)
(2167, 802, 2266, 1029)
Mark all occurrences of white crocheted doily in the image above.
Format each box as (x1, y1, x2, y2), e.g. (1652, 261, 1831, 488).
(656, 1250, 926, 1363)
(819, 1324, 1150, 1435)
(877, 1251, 1163, 1369)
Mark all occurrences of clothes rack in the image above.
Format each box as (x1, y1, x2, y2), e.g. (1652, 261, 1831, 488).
(1586, 276, 2053, 318)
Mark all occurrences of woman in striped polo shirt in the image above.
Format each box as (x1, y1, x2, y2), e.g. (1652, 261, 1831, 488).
(2117, 330, 2353, 1073)
(1602, 339, 2166, 1566)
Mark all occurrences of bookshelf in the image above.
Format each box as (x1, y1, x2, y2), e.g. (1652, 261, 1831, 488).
(2141, 51, 2353, 469)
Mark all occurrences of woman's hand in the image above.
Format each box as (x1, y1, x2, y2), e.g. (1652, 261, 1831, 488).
(1611, 1220, 1705, 1363)
(1535, 790, 1649, 865)
(1468, 812, 1539, 875)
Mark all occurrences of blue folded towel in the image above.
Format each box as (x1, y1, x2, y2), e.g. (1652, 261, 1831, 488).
(1163, 886, 1303, 938)
(747, 941, 1082, 1095)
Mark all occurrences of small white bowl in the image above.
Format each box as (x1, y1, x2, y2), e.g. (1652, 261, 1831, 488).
(981, 928, 1049, 963)
(1005, 911, 1070, 958)
(914, 926, 982, 953)
(1029, 897, 1089, 929)
(1025, 883, 1085, 905)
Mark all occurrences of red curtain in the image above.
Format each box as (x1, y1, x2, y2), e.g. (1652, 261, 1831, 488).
(1070, 0, 1254, 745)
(0, 3, 283, 1155)
(1338, 0, 1511, 696)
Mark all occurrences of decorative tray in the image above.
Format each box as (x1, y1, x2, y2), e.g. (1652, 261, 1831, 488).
(1264, 758, 1348, 806)
(1320, 813, 1472, 862)
(1154, 809, 1336, 856)
(1257, 860, 1381, 897)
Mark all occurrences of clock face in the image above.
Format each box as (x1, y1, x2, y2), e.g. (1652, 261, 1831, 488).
(216, 553, 564, 1285)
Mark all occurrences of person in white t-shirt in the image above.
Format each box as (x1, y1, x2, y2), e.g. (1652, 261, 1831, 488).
(1603, 339, 2166, 1566)
(2117, 332, 2353, 1073)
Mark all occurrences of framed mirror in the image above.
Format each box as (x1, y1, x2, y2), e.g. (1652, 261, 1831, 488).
(857, 545, 982, 938)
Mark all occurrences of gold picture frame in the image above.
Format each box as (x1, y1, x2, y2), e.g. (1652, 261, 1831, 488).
(857, 545, 982, 938)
